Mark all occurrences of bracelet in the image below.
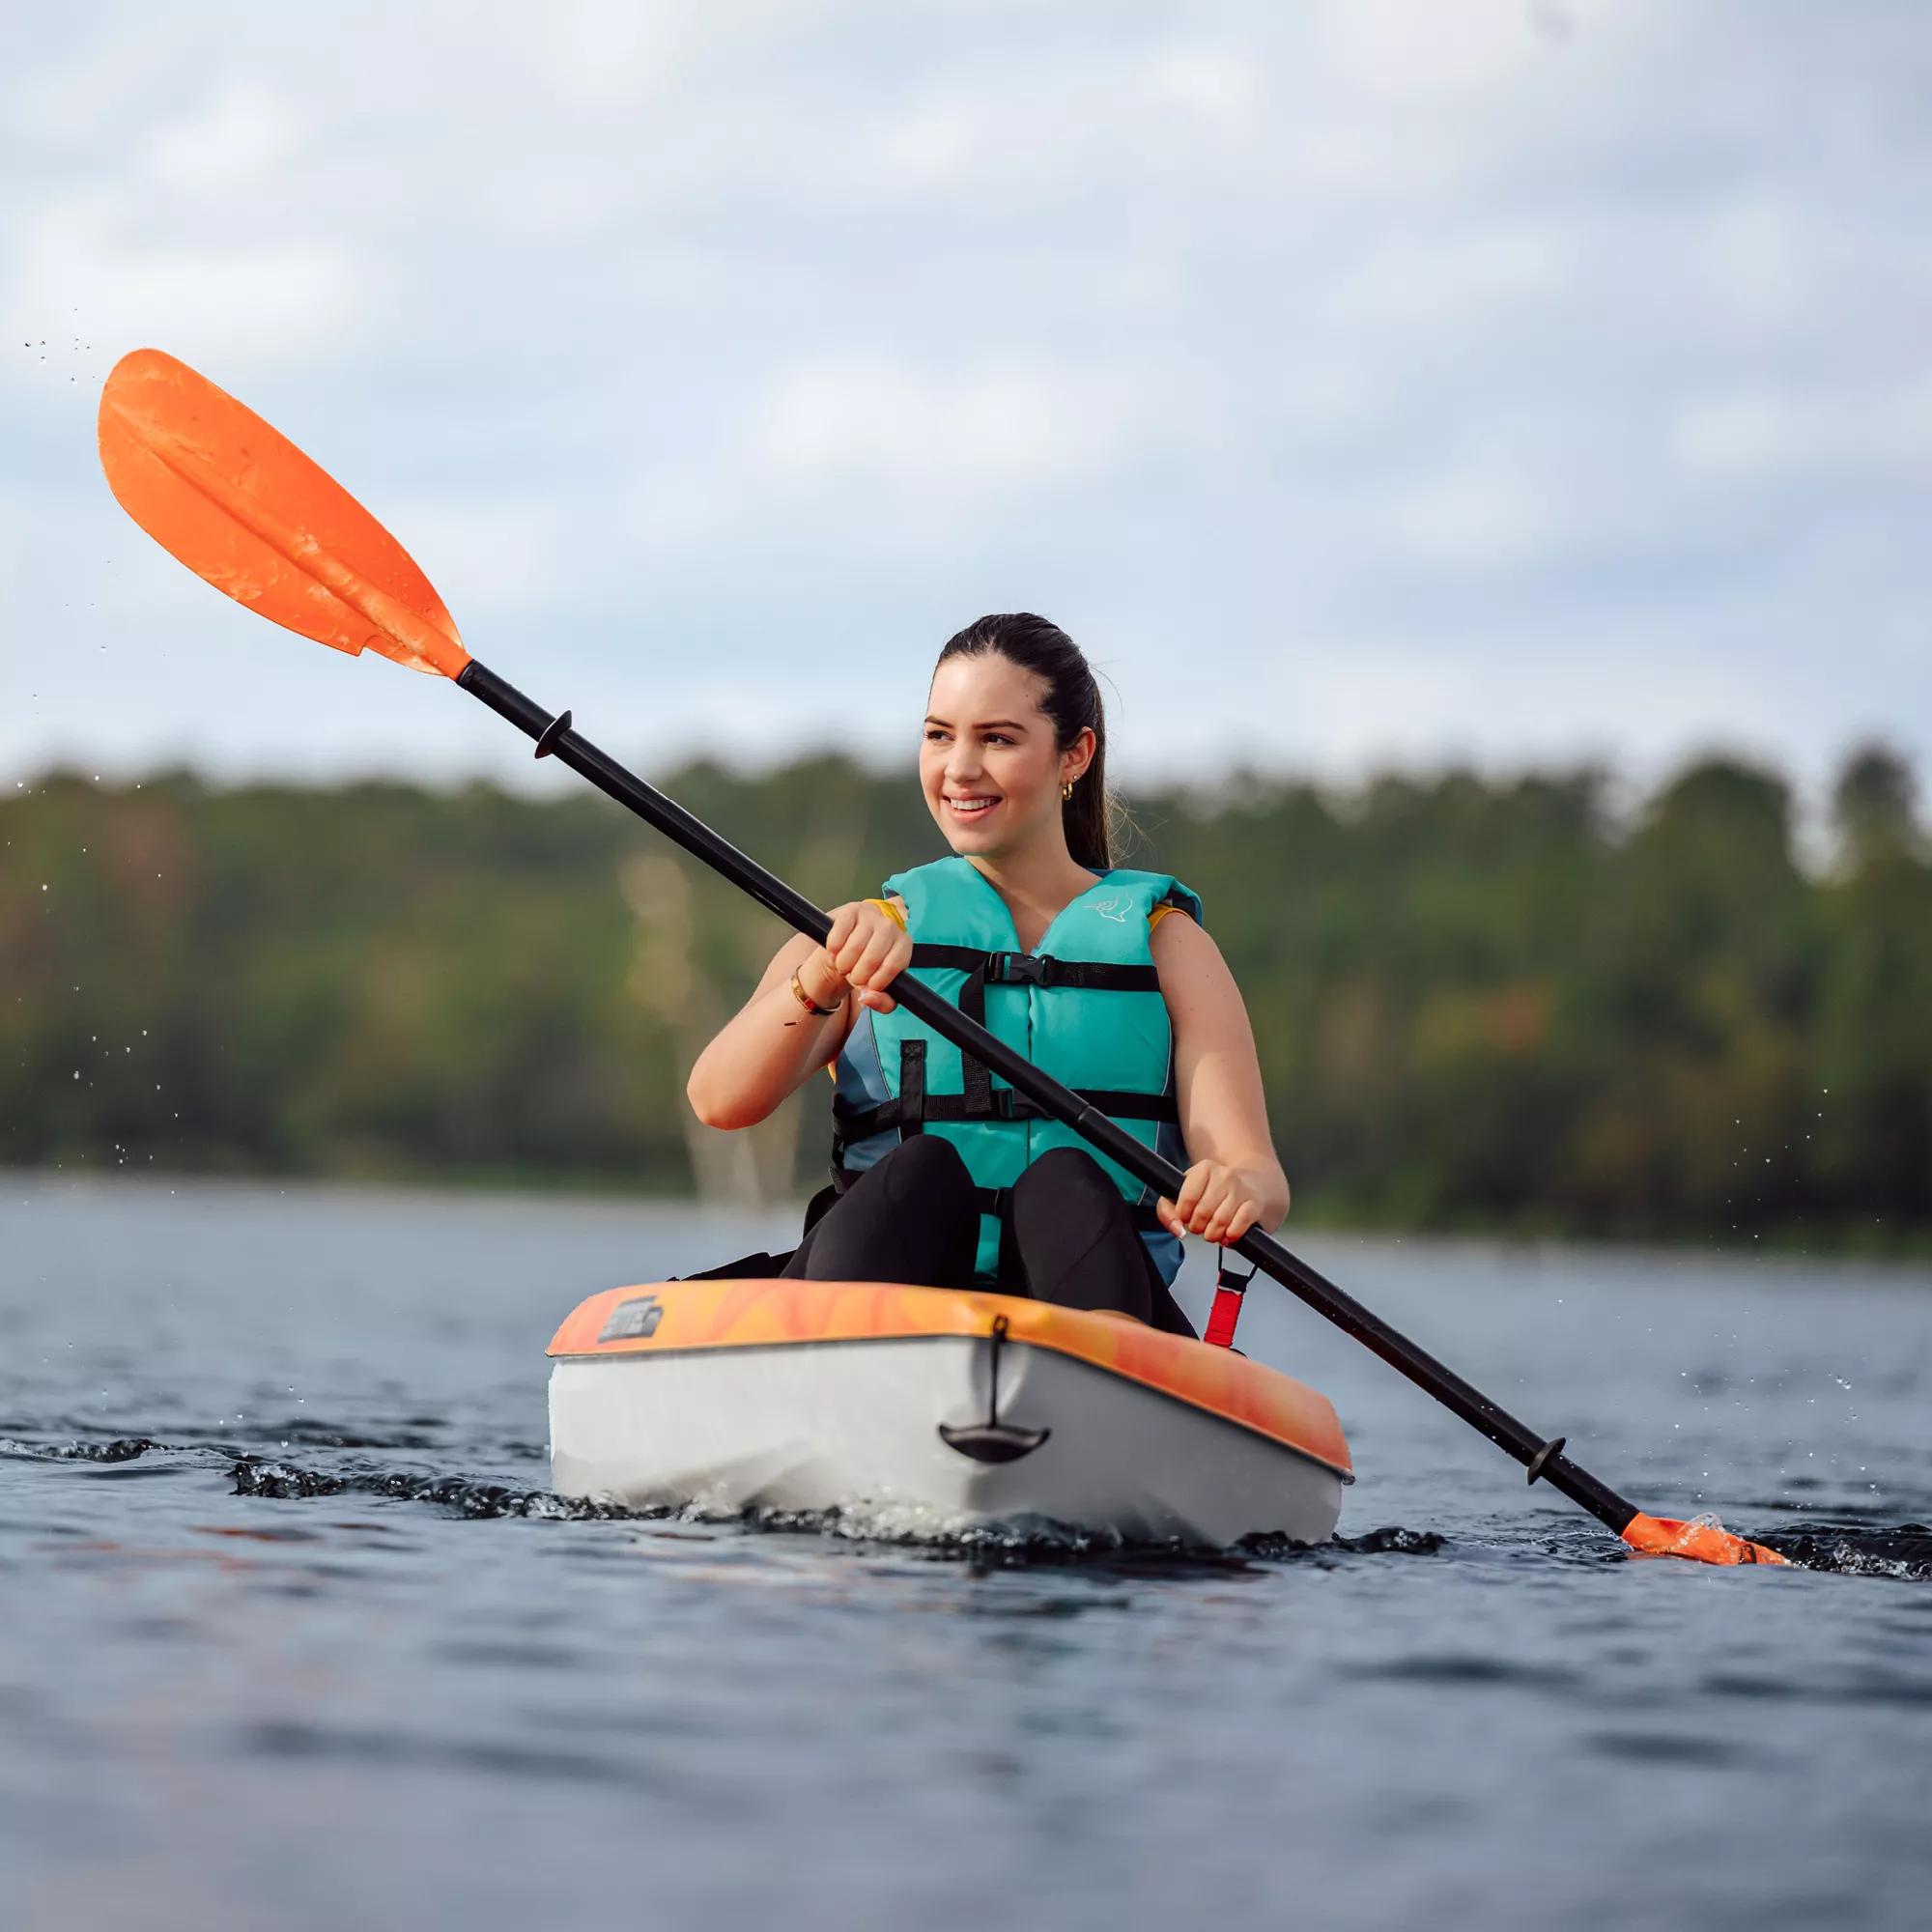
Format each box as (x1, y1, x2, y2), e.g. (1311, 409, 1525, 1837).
(788, 967, 845, 1018)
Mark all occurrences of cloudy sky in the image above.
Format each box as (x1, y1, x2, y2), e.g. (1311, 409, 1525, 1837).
(5, 2, 1928, 801)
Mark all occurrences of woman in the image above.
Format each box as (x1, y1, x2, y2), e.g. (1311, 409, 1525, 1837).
(686, 612, 1289, 1335)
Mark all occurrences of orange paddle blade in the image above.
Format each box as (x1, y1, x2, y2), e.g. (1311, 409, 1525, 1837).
(98, 348, 469, 679)
(1622, 1512, 1790, 1567)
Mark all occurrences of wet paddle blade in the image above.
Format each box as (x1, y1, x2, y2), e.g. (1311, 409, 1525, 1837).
(1626, 1512, 1932, 1577)
(1622, 1512, 1790, 1567)
(98, 348, 469, 679)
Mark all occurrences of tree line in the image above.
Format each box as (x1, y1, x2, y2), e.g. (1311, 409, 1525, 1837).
(3, 746, 1927, 1245)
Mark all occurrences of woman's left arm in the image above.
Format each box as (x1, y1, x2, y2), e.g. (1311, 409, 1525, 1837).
(1150, 912, 1291, 1244)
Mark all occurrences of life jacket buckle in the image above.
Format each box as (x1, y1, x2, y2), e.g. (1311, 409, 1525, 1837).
(989, 952, 1049, 986)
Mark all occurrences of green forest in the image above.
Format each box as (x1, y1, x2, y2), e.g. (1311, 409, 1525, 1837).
(3, 745, 1928, 1247)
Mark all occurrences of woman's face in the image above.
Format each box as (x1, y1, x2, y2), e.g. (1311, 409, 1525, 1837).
(921, 651, 1093, 860)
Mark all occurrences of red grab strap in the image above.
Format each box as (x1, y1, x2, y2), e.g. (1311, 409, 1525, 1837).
(1204, 1284, 1245, 1349)
(1204, 1249, 1256, 1349)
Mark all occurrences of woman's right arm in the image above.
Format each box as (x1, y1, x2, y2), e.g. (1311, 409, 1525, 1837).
(685, 902, 912, 1130)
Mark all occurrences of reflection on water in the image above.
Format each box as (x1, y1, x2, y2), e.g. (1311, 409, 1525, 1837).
(2, 1175, 1929, 1932)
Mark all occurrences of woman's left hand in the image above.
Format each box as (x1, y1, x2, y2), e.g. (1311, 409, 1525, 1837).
(1157, 1161, 1271, 1246)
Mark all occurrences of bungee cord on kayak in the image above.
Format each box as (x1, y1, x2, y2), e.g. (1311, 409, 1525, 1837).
(94, 344, 1932, 1577)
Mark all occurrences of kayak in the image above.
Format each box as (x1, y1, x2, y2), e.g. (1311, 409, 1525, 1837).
(113, 350, 1927, 1577)
(547, 1278, 1351, 1547)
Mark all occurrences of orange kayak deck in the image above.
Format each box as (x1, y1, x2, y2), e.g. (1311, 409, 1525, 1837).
(549, 1279, 1351, 1481)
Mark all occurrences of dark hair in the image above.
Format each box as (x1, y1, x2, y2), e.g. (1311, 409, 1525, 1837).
(934, 612, 1114, 869)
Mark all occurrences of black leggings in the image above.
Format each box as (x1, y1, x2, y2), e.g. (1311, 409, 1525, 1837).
(781, 1136, 1197, 1338)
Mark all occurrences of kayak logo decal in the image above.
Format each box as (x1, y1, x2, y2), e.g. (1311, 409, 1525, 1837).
(599, 1294, 665, 1343)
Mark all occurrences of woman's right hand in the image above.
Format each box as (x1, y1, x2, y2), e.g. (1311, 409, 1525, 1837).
(818, 900, 914, 1013)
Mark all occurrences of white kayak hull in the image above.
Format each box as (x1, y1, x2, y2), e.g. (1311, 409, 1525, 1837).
(547, 1280, 1351, 1548)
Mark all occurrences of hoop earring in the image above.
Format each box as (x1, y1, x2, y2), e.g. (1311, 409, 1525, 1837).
(1061, 781, 1075, 800)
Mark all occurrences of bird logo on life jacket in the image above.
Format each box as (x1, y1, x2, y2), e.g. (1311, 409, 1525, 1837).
(1089, 894, 1130, 923)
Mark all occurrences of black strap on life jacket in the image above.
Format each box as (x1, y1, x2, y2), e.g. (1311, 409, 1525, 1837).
(832, 929, 1182, 1219)
(897, 1037, 926, 1137)
(831, 1039, 1179, 1160)
(906, 947, 1162, 1119)
(905, 944, 1163, 992)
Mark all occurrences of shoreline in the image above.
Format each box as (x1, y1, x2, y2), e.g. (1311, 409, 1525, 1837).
(8, 1163, 1931, 1270)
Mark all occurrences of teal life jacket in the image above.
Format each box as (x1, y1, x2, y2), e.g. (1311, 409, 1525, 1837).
(831, 856, 1202, 1287)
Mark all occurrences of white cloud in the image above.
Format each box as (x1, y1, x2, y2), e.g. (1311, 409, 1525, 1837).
(16, 192, 369, 370)
(1389, 466, 1564, 574)
(1308, 220, 1575, 335)
(2, 0, 1929, 802)
(1673, 383, 1932, 484)
(378, 495, 594, 623)
(752, 355, 1138, 493)
(1146, 44, 1264, 130)
(1318, 0, 1548, 102)
(1697, 196, 1810, 332)
(144, 82, 300, 188)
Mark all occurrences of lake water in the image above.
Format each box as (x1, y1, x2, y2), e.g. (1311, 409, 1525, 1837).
(3, 1175, 1929, 1931)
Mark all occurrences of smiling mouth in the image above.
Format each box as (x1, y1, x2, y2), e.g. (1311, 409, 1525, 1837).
(944, 795, 1001, 816)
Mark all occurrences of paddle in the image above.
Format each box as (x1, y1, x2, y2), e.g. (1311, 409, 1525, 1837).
(96, 346, 1901, 1573)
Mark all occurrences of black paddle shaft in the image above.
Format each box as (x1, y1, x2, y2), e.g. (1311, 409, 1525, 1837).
(459, 661, 1640, 1538)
